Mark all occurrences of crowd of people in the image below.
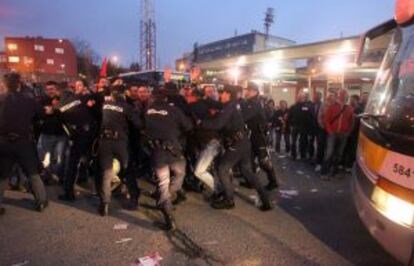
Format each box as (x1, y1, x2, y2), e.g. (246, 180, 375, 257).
(0, 72, 366, 231)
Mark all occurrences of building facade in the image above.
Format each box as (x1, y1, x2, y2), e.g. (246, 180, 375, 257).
(176, 31, 295, 71)
(3, 36, 78, 82)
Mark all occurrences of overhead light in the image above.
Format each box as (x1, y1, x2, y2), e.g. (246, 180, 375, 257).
(236, 56, 246, 66)
(361, 77, 371, 82)
(262, 61, 280, 79)
(282, 88, 288, 93)
(303, 88, 309, 93)
(325, 55, 347, 74)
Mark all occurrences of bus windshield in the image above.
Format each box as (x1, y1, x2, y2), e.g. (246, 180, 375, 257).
(365, 22, 414, 138)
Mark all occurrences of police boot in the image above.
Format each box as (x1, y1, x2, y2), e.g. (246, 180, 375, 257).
(58, 191, 76, 202)
(210, 198, 235, 210)
(35, 200, 49, 213)
(98, 203, 109, 217)
(161, 209, 177, 231)
(172, 189, 187, 205)
(125, 197, 139, 211)
(258, 192, 273, 212)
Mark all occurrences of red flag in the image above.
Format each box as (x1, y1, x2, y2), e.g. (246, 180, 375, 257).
(164, 67, 172, 83)
(100, 57, 108, 77)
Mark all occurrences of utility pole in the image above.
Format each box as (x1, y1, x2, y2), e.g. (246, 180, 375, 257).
(140, 0, 156, 70)
(264, 7, 275, 39)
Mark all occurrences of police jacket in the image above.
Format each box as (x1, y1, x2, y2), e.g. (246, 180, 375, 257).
(100, 96, 142, 140)
(201, 100, 245, 140)
(188, 99, 221, 145)
(144, 99, 193, 151)
(241, 96, 268, 136)
(55, 90, 97, 137)
(288, 101, 315, 131)
(39, 96, 66, 136)
(0, 90, 44, 138)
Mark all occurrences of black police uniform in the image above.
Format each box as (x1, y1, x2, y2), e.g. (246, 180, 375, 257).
(202, 100, 272, 210)
(242, 95, 279, 190)
(288, 100, 315, 160)
(96, 93, 142, 215)
(0, 90, 47, 211)
(145, 97, 193, 230)
(55, 90, 97, 201)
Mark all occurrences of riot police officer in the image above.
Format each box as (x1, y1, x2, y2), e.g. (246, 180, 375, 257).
(55, 86, 97, 201)
(243, 85, 279, 190)
(0, 73, 48, 214)
(96, 85, 142, 216)
(144, 89, 193, 231)
(201, 85, 272, 211)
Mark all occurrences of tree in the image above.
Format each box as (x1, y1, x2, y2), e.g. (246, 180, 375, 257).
(71, 38, 101, 81)
(129, 62, 141, 72)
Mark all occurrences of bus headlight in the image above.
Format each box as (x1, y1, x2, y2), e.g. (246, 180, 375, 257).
(371, 186, 414, 227)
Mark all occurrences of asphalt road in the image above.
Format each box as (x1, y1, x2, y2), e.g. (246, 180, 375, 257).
(0, 154, 400, 266)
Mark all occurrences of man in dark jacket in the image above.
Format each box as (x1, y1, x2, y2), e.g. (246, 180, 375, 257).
(0, 73, 48, 214)
(144, 89, 193, 230)
(288, 92, 314, 160)
(242, 85, 279, 190)
(55, 87, 98, 202)
(37, 81, 68, 183)
(201, 85, 272, 211)
(273, 100, 290, 153)
(96, 85, 142, 216)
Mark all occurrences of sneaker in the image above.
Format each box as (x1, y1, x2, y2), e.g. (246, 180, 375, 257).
(315, 165, 322, 172)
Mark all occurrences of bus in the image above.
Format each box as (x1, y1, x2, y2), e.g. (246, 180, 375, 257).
(117, 70, 190, 88)
(353, 0, 414, 264)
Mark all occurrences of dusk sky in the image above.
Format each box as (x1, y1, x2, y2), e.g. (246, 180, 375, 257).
(0, 0, 395, 68)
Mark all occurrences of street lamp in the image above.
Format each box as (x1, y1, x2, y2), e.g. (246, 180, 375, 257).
(111, 56, 119, 65)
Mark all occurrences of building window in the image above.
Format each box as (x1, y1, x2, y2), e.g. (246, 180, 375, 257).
(55, 48, 64, 54)
(46, 59, 54, 65)
(34, 44, 45, 51)
(8, 56, 20, 63)
(7, 43, 18, 51)
(23, 57, 33, 65)
(0, 56, 7, 63)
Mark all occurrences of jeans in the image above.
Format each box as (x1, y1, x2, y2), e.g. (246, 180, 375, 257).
(156, 159, 186, 213)
(194, 139, 221, 191)
(275, 131, 290, 153)
(37, 134, 67, 178)
(291, 128, 310, 159)
(0, 138, 47, 206)
(321, 133, 349, 176)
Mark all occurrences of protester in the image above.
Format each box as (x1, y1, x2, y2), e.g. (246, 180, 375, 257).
(273, 100, 290, 154)
(288, 92, 314, 160)
(320, 89, 354, 180)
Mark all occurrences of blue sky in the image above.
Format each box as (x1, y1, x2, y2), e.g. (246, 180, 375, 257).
(0, 0, 395, 67)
